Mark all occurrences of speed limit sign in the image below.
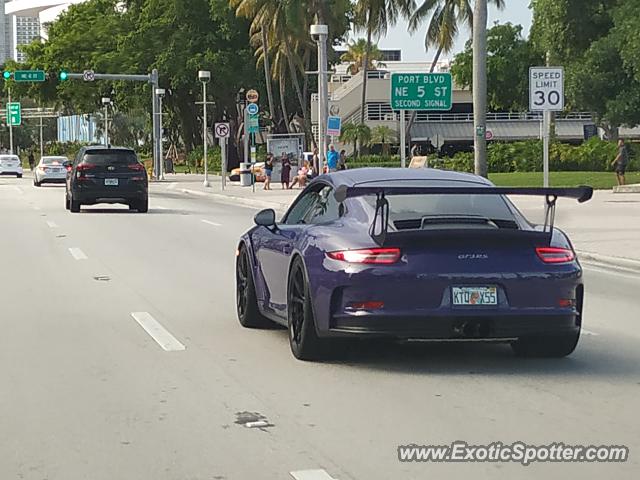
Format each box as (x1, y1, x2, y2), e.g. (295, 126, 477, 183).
(530, 67, 564, 111)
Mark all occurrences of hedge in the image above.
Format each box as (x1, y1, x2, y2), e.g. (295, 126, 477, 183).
(437, 138, 637, 173)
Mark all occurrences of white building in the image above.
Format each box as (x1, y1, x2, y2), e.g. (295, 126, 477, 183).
(1, 0, 86, 63)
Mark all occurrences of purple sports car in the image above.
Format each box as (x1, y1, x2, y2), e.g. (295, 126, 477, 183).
(236, 168, 592, 361)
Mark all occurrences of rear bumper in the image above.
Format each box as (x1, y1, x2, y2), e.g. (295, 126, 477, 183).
(37, 175, 66, 183)
(72, 185, 147, 203)
(325, 313, 579, 339)
(0, 168, 23, 175)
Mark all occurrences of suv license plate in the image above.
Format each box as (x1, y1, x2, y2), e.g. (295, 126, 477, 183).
(105, 178, 119, 186)
(452, 287, 497, 306)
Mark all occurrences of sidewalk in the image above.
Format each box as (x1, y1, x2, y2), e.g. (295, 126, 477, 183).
(154, 174, 640, 271)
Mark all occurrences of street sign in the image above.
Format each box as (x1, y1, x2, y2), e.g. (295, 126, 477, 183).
(246, 103, 259, 115)
(14, 70, 45, 82)
(485, 129, 494, 141)
(327, 116, 342, 136)
(583, 124, 598, 140)
(248, 113, 260, 134)
(475, 125, 486, 137)
(215, 122, 230, 139)
(83, 70, 95, 82)
(6, 102, 21, 126)
(529, 67, 564, 111)
(246, 89, 259, 103)
(390, 73, 453, 111)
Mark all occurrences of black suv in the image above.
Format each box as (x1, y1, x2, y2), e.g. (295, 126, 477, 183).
(65, 146, 148, 213)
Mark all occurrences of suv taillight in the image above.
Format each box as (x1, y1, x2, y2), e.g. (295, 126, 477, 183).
(128, 163, 145, 172)
(536, 247, 575, 264)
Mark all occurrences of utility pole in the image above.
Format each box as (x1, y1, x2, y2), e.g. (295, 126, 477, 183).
(311, 24, 329, 173)
(101, 97, 110, 146)
(155, 88, 166, 180)
(39, 111, 44, 159)
(473, 0, 488, 177)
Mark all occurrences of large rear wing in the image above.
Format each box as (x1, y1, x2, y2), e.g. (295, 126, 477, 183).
(333, 185, 593, 246)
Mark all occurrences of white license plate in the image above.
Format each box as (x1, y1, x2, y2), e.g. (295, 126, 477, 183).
(452, 287, 498, 306)
(105, 178, 119, 186)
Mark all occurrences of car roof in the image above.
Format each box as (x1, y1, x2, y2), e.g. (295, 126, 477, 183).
(0, 154, 19, 158)
(315, 168, 494, 188)
(82, 145, 134, 152)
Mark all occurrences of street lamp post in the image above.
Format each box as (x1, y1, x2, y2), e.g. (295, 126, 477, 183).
(101, 97, 111, 146)
(155, 88, 166, 180)
(198, 70, 211, 187)
(311, 24, 329, 174)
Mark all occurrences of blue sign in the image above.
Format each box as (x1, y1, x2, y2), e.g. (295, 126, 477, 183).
(247, 103, 259, 115)
(327, 116, 342, 136)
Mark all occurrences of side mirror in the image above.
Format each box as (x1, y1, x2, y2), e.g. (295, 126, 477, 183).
(254, 208, 276, 227)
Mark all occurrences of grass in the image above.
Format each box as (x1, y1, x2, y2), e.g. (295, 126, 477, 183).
(488, 171, 640, 189)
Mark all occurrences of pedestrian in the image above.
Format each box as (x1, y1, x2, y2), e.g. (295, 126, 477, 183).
(290, 160, 311, 189)
(339, 149, 347, 170)
(326, 144, 339, 173)
(611, 138, 629, 186)
(312, 147, 320, 174)
(28, 151, 35, 171)
(280, 153, 291, 190)
(264, 153, 274, 190)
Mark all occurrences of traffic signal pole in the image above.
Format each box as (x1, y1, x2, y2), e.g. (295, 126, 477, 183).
(62, 70, 162, 180)
(8, 88, 13, 155)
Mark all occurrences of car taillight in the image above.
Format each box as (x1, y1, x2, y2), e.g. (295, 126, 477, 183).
(76, 163, 95, 172)
(128, 163, 145, 171)
(326, 248, 401, 265)
(536, 247, 575, 264)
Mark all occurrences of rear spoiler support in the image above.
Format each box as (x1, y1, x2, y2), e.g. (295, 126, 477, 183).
(334, 185, 593, 246)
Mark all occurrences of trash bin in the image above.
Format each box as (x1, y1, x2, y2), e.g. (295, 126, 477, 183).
(239, 162, 252, 187)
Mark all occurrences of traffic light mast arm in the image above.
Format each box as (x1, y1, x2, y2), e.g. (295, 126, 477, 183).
(61, 72, 153, 83)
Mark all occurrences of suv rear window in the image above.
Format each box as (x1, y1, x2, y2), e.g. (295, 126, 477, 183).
(83, 151, 137, 165)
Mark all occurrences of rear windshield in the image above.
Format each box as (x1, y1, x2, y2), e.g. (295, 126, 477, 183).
(43, 157, 66, 164)
(0, 156, 19, 162)
(363, 194, 516, 223)
(83, 151, 137, 165)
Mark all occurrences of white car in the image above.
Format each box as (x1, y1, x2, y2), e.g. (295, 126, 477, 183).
(0, 155, 23, 178)
(34, 156, 70, 186)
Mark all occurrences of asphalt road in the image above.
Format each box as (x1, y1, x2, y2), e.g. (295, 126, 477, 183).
(1, 177, 639, 480)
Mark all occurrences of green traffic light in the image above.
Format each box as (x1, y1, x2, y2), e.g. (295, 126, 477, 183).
(3, 71, 11, 80)
(60, 71, 68, 81)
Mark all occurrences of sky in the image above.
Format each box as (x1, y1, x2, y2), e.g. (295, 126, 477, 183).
(368, 1, 534, 62)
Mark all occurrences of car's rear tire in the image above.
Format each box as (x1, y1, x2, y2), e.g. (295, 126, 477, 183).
(511, 330, 580, 358)
(65, 194, 70, 210)
(136, 198, 149, 213)
(236, 245, 271, 328)
(34, 178, 41, 187)
(17, 174, 22, 178)
(287, 257, 327, 361)
(70, 195, 81, 213)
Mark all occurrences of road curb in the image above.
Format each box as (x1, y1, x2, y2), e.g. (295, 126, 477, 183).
(178, 187, 290, 213)
(577, 251, 640, 273)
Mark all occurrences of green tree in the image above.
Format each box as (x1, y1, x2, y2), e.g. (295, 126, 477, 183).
(451, 23, 544, 111)
(371, 125, 396, 155)
(340, 122, 372, 156)
(340, 39, 386, 74)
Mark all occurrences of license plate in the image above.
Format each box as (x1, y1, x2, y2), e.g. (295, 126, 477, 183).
(452, 287, 498, 306)
(105, 178, 119, 186)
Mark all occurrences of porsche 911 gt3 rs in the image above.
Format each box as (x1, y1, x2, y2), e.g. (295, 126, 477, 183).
(236, 168, 592, 361)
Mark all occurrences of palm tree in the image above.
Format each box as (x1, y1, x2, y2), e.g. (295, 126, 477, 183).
(371, 125, 396, 155)
(340, 123, 372, 156)
(353, 0, 414, 129)
(341, 39, 386, 75)
(403, 0, 505, 140)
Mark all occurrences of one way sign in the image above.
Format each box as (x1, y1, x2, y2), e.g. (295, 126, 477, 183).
(215, 123, 230, 139)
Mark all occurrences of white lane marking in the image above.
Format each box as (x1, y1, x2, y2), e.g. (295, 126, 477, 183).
(290, 470, 336, 480)
(33, 206, 41, 211)
(582, 329, 600, 336)
(46, 221, 59, 229)
(156, 206, 168, 210)
(68, 247, 88, 260)
(201, 219, 222, 227)
(130, 312, 185, 352)
(167, 183, 177, 190)
(14, 186, 23, 194)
